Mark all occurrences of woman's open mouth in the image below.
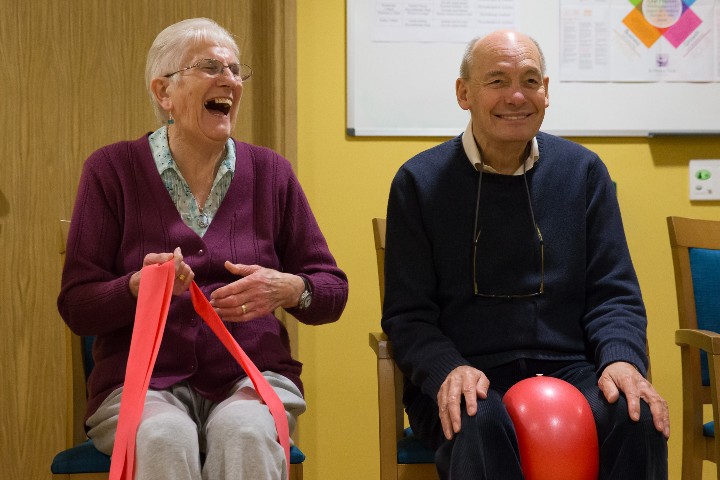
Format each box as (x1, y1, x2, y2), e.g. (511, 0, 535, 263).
(205, 97, 232, 115)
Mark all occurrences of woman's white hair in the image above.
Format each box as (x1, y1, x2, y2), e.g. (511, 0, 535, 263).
(145, 18, 240, 124)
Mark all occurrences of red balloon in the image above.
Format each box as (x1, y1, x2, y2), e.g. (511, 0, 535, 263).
(502, 376, 599, 480)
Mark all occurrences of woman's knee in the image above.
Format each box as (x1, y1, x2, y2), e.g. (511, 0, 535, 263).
(137, 409, 199, 453)
(206, 401, 277, 444)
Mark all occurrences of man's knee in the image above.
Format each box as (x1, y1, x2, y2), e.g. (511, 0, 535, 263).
(602, 396, 657, 437)
(461, 399, 516, 440)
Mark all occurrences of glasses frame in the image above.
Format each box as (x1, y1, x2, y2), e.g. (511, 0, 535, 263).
(164, 58, 253, 81)
(472, 159, 544, 298)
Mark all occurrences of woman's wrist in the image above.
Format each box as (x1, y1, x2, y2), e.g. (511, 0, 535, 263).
(281, 274, 306, 308)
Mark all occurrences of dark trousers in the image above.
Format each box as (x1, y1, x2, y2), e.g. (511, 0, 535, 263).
(407, 359, 668, 480)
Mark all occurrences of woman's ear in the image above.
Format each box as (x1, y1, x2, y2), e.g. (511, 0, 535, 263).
(150, 77, 173, 111)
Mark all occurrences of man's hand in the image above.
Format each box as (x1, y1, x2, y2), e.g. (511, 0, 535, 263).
(598, 361, 670, 439)
(437, 366, 490, 440)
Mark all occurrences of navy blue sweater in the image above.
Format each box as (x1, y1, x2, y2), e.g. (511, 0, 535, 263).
(382, 132, 648, 403)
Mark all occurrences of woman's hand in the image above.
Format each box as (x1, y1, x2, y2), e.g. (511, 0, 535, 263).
(210, 261, 305, 322)
(128, 247, 195, 297)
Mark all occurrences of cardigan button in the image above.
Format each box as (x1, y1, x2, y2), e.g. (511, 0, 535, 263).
(197, 249, 205, 256)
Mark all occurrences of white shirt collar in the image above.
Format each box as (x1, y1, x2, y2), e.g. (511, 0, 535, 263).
(461, 121, 539, 175)
(148, 126, 236, 176)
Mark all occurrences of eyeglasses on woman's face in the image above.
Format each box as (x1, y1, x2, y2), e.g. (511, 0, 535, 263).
(164, 58, 253, 81)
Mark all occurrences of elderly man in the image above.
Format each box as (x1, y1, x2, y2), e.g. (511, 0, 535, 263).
(381, 30, 669, 479)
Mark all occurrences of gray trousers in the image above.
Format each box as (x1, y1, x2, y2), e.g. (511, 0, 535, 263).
(87, 372, 306, 480)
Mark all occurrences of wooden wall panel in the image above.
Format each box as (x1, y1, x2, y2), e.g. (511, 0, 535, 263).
(0, 2, 296, 478)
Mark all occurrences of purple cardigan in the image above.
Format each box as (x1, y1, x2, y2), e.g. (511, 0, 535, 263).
(58, 134, 348, 420)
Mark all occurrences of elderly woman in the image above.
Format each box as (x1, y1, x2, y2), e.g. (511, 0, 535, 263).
(58, 18, 348, 480)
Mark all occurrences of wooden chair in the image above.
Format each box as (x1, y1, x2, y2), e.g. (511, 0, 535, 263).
(667, 216, 720, 480)
(51, 220, 305, 479)
(369, 217, 439, 480)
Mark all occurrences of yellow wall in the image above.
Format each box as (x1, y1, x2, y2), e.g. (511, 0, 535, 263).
(297, 2, 720, 479)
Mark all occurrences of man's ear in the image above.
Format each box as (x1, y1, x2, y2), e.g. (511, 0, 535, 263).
(456, 78, 470, 111)
(150, 77, 173, 111)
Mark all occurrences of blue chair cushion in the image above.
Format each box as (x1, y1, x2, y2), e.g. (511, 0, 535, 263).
(704, 421, 715, 438)
(51, 439, 110, 474)
(397, 427, 435, 464)
(82, 335, 96, 379)
(688, 248, 720, 386)
(290, 445, 306, 463)
(51, 439, 305, 473)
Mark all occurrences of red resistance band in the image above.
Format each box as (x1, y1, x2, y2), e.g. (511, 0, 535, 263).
(109, 261, 290, 480)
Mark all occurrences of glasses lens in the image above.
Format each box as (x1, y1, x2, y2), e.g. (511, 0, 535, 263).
(474, 234, 542, 296)
(191, 59, 251, 80)
(239, 64, 252, 81)
(228, 63, 241, 76)
(472, 171, 543, 298)
(197, 59, 222, 75)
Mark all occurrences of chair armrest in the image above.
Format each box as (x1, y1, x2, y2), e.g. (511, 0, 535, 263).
(369, 332, 394, 359)
(675, 329, 720, 354)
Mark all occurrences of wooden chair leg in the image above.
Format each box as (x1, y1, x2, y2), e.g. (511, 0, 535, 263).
(290, 463, 302, 480)
(680, 442, 702, 480)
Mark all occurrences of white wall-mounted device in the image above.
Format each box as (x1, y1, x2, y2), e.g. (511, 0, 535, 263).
(689, 160, 720, 201)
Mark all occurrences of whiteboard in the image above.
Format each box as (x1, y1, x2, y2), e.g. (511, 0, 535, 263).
(347, 0, 720, 137)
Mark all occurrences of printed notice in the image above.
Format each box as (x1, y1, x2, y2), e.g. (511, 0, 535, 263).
(373, 0, 518, 43)
(561, 0, 717, 82)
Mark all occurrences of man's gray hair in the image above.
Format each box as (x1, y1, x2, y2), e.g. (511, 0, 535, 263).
(145, 18, 240, 124)
(459, 34, 546, 80)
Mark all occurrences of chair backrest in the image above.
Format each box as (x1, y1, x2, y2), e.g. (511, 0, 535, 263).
(373, 217, 386, 304)
(60, 220, 94, 447)
(371, 217, 404, 435)
(668, 216, 720, 385)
